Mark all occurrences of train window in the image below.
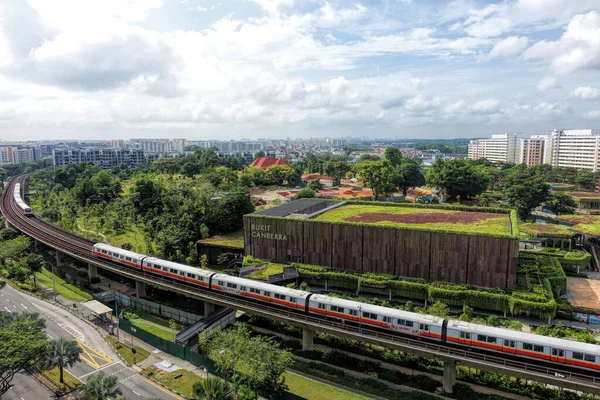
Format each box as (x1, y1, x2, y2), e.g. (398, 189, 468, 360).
(552, 349, 565, 357)
(487, 337, 497, 344)
(477, 335, 486, 342)
(250, 288, 259, 294)
(383, 316, 392, 323)
(274, 293, 282, 299)
(406, 321, 414, 328)
(398, 319, 406, 326)
(349, 309, 357, 316)
(218, 280, 224, 286)
(240, 286, 247, 291)
(318, 303, 326, 309)
(331, 306, 345, 313)
(363, 312, 378, 319)
(573, 352, 584, 360)
(420, 324, 430, 331)
(289, 297, 296, 303)
(187, 273, 195, 278)
(460, 332, 466, 339)
(180, 271, 185, 276)
(163, 267, 168, 271)
(533, 345, 544, 353)
(585, 354, 595, 363)
(504, 340, 515, 348)
(264, 291, 271, 297)
(227, 283, 237, 289)
(523, 343, 533, 351)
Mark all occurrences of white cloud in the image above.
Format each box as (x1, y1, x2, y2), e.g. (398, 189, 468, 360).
(249, 0, 294, 16)
(571, 86, 600, 100)
(523, 11, 600, 74)
(470, 99, 500, 113)
(584, 110, 600, 120)
(488, 36, 528, 58)
(537, 77, 557, 91)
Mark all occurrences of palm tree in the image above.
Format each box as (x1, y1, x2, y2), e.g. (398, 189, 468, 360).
(79, 372, 122, 400)
(46, 337, 82, 384)
(192, 378, 233, 400)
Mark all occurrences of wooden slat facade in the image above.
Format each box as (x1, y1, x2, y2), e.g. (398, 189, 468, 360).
(243, 215, 519, 288)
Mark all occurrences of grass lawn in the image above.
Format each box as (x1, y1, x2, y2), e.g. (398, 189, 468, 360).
(129, 318, 176, 341)
(42, 366, 82, 391)
(109, 224, 156, 254)
(248, 263, 285, 280)
(36, 268, 92, 301)
(142, 367, 202, 398)
(283, 372, 369, 400)
(105, 335, 151, 366)
(312, 204, 512, 236)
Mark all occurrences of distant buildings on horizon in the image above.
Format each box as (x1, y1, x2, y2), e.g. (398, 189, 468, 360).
(468, 129, 600, 171)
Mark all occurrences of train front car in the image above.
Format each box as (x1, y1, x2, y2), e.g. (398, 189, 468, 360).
(446, 319, 600, 371)
(142, 257, 215, 288)
(211, 273, 310, 310)
(13, 183, 33, 216)
(92, 243, 145, 269)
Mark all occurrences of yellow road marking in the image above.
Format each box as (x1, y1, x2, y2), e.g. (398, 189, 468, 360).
(76, 339, 113, 369)
(143, 376, 186, 400)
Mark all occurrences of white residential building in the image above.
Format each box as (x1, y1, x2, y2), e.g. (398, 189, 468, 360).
(0, 147, 17, 165)
(546, 129, 600, 171)
(519, 135, 547, 167)
(467, 133, 521, 163)
(171, 138, 187, 153)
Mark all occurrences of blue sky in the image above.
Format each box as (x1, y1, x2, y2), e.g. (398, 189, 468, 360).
(0, 0, 599, 141)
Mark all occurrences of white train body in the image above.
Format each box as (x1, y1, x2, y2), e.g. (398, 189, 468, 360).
(13, 183, 33, 216)
(92, 242, 600, 372)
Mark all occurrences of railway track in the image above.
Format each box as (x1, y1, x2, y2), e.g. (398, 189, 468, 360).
(3, 174, 600, 395)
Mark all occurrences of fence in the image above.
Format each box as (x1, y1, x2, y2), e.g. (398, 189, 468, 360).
(94, 291, 202, 325)
(119, 318, 220, 375)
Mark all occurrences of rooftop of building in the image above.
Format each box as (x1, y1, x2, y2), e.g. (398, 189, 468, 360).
(249, 157, 290, 169)
(251, 199, 516, 237)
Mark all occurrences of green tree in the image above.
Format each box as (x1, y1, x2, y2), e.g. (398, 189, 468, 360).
(308, 179, 324, 191)
(254, 150, 265, 159)
(90, 171, 121, 204)
(356, 160, 395, 199)
(341, 146, 357, 161)
(427, 301, 449, 318)
(503, 169, 549, 220)
(545, 192, 577, 216)
(0, 312, 49, 398)
(357, 154, 380, 163)
(44, 338, 82, 384)
(295, 188, 316, 199)
(205, 190, 255, 233)
(285, 169, 302, 187)
(25, 253, 44, 289)
(394, 163, 426, 196)
(130, 177, 163, 215)
(0, 236, 31, 267)
(182, 161, 201, 178)
(192, 378, 233, 400)
(426, 159, 490, 200)
(238, 172, 254, 188)
(459, 305, 473, 322)
(325, 161, 351, 182)
(384, 147, 404, 167)
(264, 165, 290, 186)
(153, 157, 182, 177)
(574, 169, 599, 190)
(79, 371, 123, 400)
(198, 150, 222, 170)
(0, 168, 6, 190)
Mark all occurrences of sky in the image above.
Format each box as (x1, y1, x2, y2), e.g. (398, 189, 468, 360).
(0, 0, 599, 141)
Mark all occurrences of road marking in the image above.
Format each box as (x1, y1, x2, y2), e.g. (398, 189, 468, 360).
(4, 307, 10, 312)
(79, 361, 120, 378)
(6, 298, 9, 302)
(59, 324, 84, 341)
(133, 391, 141, 396)
(143, 377, 186, 400)
(20, 303, 28, 309)
(47, 333, 54, 339)
(75, 339, 113, 369)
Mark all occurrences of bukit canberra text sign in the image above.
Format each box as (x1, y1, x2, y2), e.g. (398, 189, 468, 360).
(251, 224, 288, 240)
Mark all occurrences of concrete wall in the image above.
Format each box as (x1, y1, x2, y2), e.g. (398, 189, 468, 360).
(244, 215, 519, 289)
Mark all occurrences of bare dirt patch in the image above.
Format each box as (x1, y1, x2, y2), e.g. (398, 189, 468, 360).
(568, 277, 600, 310)
(345, 211, 501, 224)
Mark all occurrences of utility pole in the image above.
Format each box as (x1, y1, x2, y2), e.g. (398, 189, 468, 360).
(115, 290, 119, 340)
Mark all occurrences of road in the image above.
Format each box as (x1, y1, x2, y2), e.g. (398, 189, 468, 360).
(3, 371, 53, 400)
(0, 285, 182, 400)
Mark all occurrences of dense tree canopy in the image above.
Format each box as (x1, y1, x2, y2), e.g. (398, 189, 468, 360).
(394, 163, 426, 196)
(503, 167, 549, 220)
(545, 192, 577, 216)
(426, 159, 490, 200)
(356, 160, 396, 199)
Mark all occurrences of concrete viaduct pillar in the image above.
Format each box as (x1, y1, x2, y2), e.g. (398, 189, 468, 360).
(203, 301, 215, 317)
(302, 328, 314, 351)
(88, 263, 98, 280)
(55, 250, 64, 267)
(135, 281, 146, 298)
(5, 219, 15, 229)
(443, 361, 457, 393)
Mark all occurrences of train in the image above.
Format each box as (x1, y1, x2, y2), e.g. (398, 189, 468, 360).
(13, 183, 33, 216)
(92, 242, 600, 372)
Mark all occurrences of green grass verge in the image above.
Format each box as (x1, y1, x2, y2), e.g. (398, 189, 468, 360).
(42, 366, 82, 391)
(35, 268, 92, 301)
(128, 318, 176, 341)
(311, 204, 512, 236)
(142, 367, 202, 398)
(283, 371, 369, 400)
(105, 335, 151, 366)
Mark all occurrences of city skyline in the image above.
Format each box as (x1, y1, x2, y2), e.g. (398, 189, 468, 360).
(0, 0, 599, 141)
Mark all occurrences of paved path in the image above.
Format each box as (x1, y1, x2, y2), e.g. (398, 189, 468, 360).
(0, 284, 182, 400)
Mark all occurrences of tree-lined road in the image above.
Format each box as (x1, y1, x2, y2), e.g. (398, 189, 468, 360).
(0, 284, 182, 400)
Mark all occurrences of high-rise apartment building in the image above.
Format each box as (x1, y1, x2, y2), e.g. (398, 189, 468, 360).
(53, 148, 145, 169)
(467, 133, 521, 163)
(132, 139, 172, 153)
(0, 147, 17, 165)
(14, 148, 35, 164)
(0, 147, 37, 165)
(545, 129, 600, 171)
(171, 138, 187, 153)
(519, 135, 547, 167)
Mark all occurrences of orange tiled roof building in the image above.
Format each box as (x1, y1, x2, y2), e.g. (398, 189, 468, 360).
(249, 157, 290, 169)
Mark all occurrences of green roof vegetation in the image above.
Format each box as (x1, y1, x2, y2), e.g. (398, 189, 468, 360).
(519, 223, 575, 238)
(556, 214, 600, 236)
(197, 235, 244, 249)
(311, 203, 513, 236)
(566, 192, 600, 200)
(247, 263, 285, 280)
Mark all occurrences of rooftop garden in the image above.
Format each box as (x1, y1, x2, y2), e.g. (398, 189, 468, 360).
(519, 222, 575, 239)
(311, 203, 514, 237)
(565, 192, 600, 200)
(197, 236, 244, 249)
(555, 214, 600, 236)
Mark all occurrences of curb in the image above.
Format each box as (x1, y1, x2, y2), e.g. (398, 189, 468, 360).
(6, 283, 189, 400)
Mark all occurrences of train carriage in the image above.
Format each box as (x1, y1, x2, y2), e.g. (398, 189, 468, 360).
(13, 183, 33, 216)
(92, 243, 145, 268)
(142, 257, 215, 288)
(211, 274, 309, 310)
